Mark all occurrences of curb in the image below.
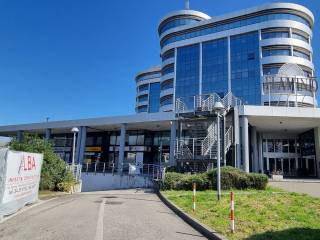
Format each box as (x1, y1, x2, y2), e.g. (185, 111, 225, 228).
(157, 191, 227, 240)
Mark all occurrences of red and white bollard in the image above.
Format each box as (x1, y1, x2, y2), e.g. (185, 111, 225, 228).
(230, 192, 235, 233)
(192, 182, 196, 212)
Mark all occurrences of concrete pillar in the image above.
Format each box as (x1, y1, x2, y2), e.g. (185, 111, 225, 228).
(118, 123, 126, 173)
(78, 126, 87, 164)
(258, 133, 263, 173)
(75, 127, 82, 165)
(17, 130, 24, 142)
(45, 129, 51, 142)
(169, 121, 177, 166)
(241, 116, 250, 173)
(251, 127, 258, 172)
(313, 127, 320, 178)
(233, 107, 241, 168)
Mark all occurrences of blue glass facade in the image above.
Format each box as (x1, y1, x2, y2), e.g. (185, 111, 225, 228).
(161, 13, 311, 47)
(149, 83, 161, 113)
(176, 44, 200, 107)
(202, 38, 228, 96)
(231, 31, 261, 104)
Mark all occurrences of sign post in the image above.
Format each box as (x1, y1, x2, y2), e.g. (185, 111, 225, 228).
(0, 149, 43, 217)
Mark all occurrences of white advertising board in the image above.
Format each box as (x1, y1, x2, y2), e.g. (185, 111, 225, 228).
(0, 149, 43, 216)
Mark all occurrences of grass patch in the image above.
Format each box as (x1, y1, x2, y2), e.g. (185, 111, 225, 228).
(163, 187, 320, 240)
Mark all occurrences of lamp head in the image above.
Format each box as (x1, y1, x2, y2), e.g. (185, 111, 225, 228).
(71, 127, 80, 133)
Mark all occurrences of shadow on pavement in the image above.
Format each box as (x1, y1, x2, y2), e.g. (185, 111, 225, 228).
(246, 228, 320, 240)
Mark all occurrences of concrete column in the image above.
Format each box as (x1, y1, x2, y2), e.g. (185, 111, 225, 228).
(169, 121, 177, 166)
(241, 116, 250, 173)
(258, 133, 263, 173)
(45, 128, 51, 142)
(118, 123, 126, 173)
(233, 107, 241, 168)
(75, 127, 82, 165)
(251, 127, 258, 172)
(17, 130, 24, 142)
(78, 126, 87, 164)
(313, 127, 320, 178)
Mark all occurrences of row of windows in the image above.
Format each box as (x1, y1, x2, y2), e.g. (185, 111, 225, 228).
(162, 49, 175, 62)
(138, 84, 149, 92)
(161, 12, 312, 47)
(262, 46, 311, 60)
(162, 64, 174, 76)
(261, 28, 309, 43)
(159, 18, 200, 35)
(160, 94, 173, 106)
(136, 72, 161, 83)
(263, 64, 312, 77)
(137, 94, 148, 103)
(137, 105, 148, 113)
(263, 139, 298, 153)
(109, 131, 170, 146)
(161, 79, 174, 91)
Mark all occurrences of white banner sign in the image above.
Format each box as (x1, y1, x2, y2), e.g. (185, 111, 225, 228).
(0, 149, 43, 216)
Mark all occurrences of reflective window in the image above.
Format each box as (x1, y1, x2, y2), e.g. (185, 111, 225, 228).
(231, 31, 261, 104)
(138, 84, 149, 92)
(136, 72, 161, 83)
(262, 47, 291, 57)
(262, 31, 289, 39)
(293, 49, 310, 60)
(263, 65, 280, 75)
(137, 105, 148, 113)
(159, 18, 200, 35)
(161, 79, 174, 90)
(149, 82, 160, 113)
(162, 49, 175, 61)
(161, 13, 311, 47)
(202, 38, 228, 95)
(137, 94, 148, 103)
(162, 64, 174, 75)
(292, 32, 309, 43)
(176, 44, 200, 107)
(160, 95, 173, 106)
(267, 140, 274, 152)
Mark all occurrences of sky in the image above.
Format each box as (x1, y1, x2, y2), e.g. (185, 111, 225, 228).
(0, 0, 319, 125)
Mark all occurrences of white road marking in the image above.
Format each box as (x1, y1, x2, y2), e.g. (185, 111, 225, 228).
(94, 198, 106, 240)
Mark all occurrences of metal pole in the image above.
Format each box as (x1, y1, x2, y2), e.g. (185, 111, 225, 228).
(72, 132, 77, 170)
(217, 114, 221, 200)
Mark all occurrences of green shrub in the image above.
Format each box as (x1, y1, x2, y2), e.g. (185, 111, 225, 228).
(162, 172, 183, 190)
(247, 173, 268, 190)
(10, 134, 76, 192)
(175, 173, 209, 191)
(162, 166, 268, 191)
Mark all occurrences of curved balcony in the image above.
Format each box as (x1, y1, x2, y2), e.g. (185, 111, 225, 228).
(162, 58, 175, 68)
(260, 38, 312, 53)
(160, 104, 174, 112)
(136, 90, 149, 97)
(161, 72, 174, 82)
(160, 88, 174, 98)
(261, 55, 314, 70)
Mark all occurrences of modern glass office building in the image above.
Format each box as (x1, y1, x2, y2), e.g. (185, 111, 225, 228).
(1, 2, 320, 179)
(136, 2, 315, 111)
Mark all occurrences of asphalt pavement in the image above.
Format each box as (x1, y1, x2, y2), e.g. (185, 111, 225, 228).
(0, 189, 206, 240)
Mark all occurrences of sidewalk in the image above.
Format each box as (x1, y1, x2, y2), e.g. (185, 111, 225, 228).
(269, 181, 320, 198)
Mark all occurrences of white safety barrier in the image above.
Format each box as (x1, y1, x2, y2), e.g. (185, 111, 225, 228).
(230, 192, 235, 233)
(0, 148, 43, 217)
(192, 182, 196, 212)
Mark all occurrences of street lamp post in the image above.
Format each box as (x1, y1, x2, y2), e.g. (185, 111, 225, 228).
(71, 127, 80, 171)
(213, 101, 225, 201)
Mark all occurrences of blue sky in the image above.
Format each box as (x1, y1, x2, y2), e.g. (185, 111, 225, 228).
(0, 0, 319, 125)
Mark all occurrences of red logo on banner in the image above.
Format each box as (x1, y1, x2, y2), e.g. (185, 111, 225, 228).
(18, 155, 36, 174)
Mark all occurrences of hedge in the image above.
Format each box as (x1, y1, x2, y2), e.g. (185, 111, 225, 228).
(162, 166, 268, 191)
